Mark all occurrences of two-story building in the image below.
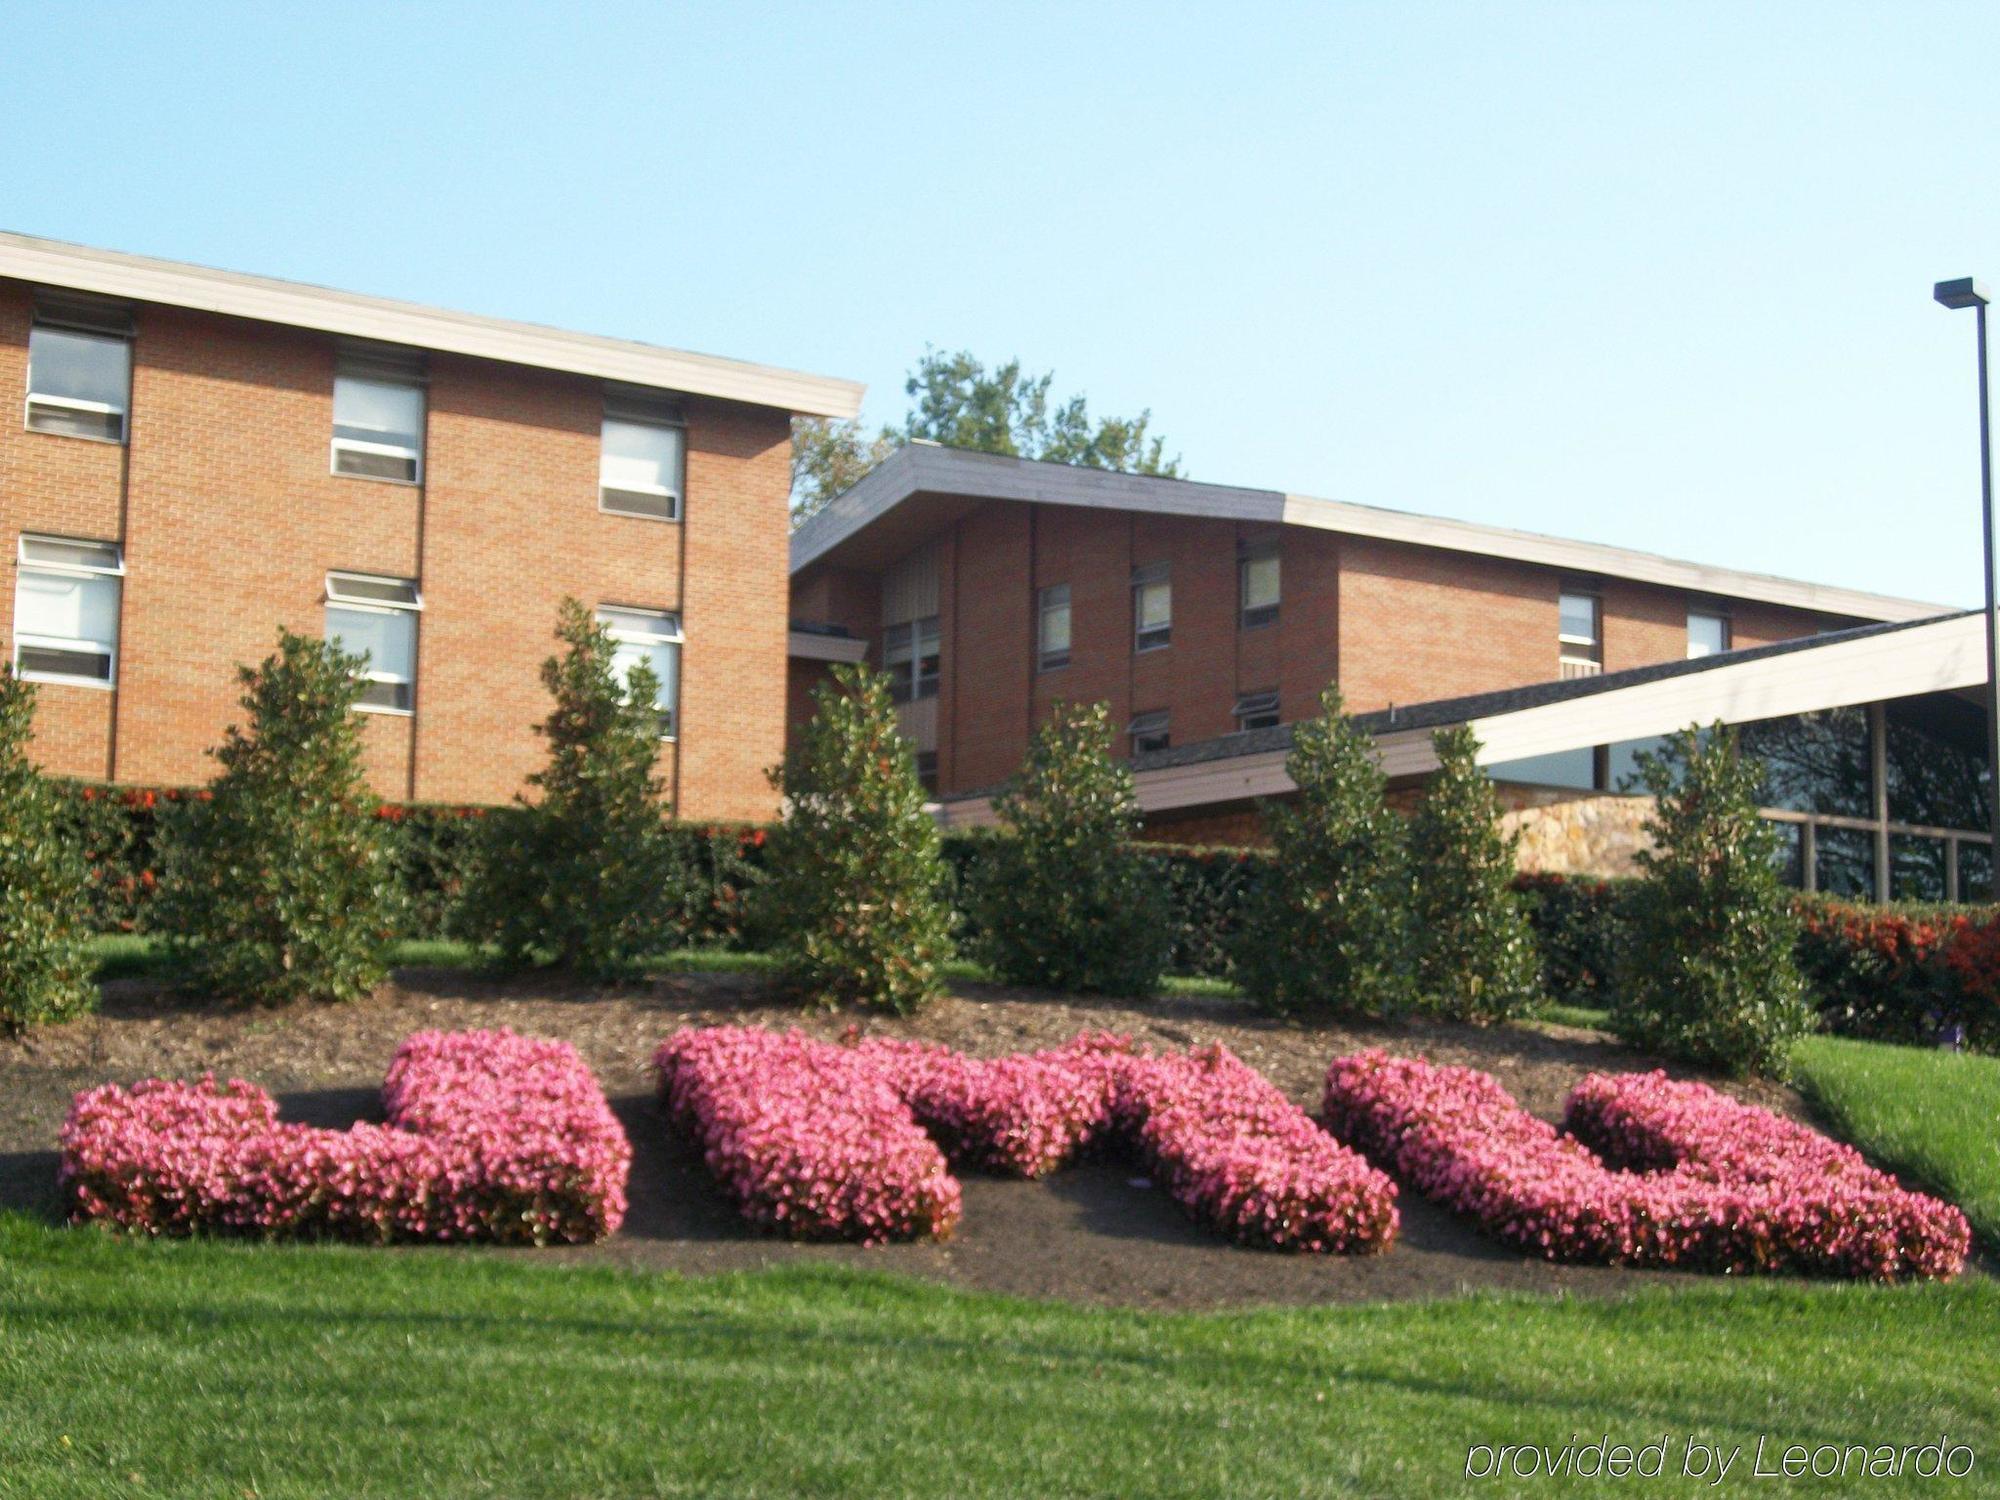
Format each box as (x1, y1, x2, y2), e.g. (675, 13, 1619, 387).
(789, 445, 1979, 899)
(1, 231, 861, 820)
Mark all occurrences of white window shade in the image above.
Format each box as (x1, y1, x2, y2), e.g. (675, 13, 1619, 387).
(26, 325, 130, 441)
(600, 417, 685, 519)
(13, 535, 123, 685)
(17, 571, 119, 644)
(332, 372, 425, 481)
(326, 605, 417, 711)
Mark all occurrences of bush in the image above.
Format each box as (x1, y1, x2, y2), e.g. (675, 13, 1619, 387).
(1233, 685, 1412, 1015)
(62, 1028, 630, 1244)
(152, 631, 404, 1005)
(1510, 873, 1632, 1003)
(1611, 726, 1815, 1077)
(1409, 726, 1540, 1022)
(754, 663, 955, 1012)
(453, 600, 695, 977)
(967, 702, 1171, 995)
(0, 668, 96, 1030)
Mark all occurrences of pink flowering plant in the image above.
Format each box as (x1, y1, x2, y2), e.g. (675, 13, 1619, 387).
(657, 1025, 1399, 1253)
(1321, 1051, 1968, 1281)
(60, 1028, 631, 1245)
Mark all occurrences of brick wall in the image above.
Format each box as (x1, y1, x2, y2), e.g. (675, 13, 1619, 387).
(0, 281, 792, 816)
(805, 500, 1838, 802)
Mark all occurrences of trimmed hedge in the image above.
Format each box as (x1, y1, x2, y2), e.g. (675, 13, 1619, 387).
(49, 782, 2000, 1051)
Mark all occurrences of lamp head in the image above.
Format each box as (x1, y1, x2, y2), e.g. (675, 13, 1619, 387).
(1935, 277, 1991, 310)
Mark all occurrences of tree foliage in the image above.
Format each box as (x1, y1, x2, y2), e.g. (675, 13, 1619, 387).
(455, 599, 692, 977)
(1233, 686, 1412, 1015)
(0, 668, 95, 1030)
(1408, 726, 1541, 1022)
(154, 631, 403, 1004)
(753, 664, 954, 1011)
(969, 701, 1171, 995)
(1612, 725, 1815, 1077)
(790, 348, 1180, 523)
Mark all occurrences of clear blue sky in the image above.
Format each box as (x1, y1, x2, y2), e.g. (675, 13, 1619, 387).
(3, 1, 1994, 606)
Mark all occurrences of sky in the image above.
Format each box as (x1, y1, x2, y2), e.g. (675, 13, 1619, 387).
(1, 1, 1995, 607)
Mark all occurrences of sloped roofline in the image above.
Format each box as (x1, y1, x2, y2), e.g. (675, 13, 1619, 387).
(791, 444, 1950, 623)
(0, 230, 864, 418)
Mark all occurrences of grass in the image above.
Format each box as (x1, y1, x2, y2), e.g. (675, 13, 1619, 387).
(0, 1214, 1993, 1499)
(1791, 1035, 2000, 1248)
(1531, 1000, 1613, 1030)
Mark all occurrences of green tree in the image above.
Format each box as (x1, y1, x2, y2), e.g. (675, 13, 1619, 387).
(1233, 685, 1412, 1015)
(1613, 725, 1815, 1077)
(1408, 726, 1540, 1022)
(754, 664, 954, 1012)
(455, 599, 691, 977)
(790, 348, 1180, 523)
(969, 701, 1171, 995)
(0, 668, 95, 1030)
(154, 631, 403, 1004)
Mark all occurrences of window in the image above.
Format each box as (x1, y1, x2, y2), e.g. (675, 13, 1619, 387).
(1558, 588, 1601, 677)
(600, 393, 685, 520)
(598, 606, 683, 738)
(915, 751, 939, 794)
(12, 535, 122, 685)
(884, 616, 940, 704)
(1128, 710, 1170, 754)
(1234, 690, 1280, 731)
(325, 571, 421, 713)
(26, 299, 131, 442)
(1688, 609, 1731, 659)
(1239, 543, 1280, 629)
(1037, 584, 1071, 671)
(331, 351, 425, 482)
(1133, 563, 1171, 652)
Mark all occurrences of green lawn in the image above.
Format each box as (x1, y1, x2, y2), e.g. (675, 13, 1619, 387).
(0, 1215, 1991, 1499)
(1791, 1035, 2000, 1248)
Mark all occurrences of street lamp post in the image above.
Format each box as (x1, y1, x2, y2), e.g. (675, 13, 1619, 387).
(1935, 275, 2000, 890)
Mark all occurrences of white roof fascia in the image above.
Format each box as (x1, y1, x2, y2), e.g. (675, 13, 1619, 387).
(931, 613, 1985, 824)
(786, 630, 869, 663)
(0, 231, 863, 419)
(1281, 493, 1945, 624)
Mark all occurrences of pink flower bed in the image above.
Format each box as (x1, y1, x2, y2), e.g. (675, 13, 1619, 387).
(655, 1026, 963, 1243)
(656, 1026, 1398, 1254)
(1321, 1051, 1969, 1281)
(60, 1028, 631, 1245)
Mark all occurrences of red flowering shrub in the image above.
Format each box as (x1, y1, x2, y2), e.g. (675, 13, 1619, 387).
(656, 1026, 963, 1243)
(60, 1028, 630, 1244)
(657, 1026, 1399, 1254)
(1322, 1051, 1968, 1281)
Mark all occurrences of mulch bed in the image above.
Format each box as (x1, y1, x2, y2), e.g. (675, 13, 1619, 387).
(0, 967, 1862, 1310)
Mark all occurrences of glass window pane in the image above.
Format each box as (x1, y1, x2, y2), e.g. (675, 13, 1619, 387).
(29, 326, 129, 409)
(1489, 747, 1597, 790)
(1042, 601, 1070, 654)
(601, 417, 684, 493)
(16, 569, 119, 646)
(598, 607, 679, 643)
(1959, 843, 1993, 903)
(1607, 736, 1674, 794)
(326, 606, 414, 681)
(1559, 591, 1598, 642)
(1688, 611, 1729, 658)
(1740, 709, 1871, 819)
(1137, 581, 1171, 630)
(1890, 834, 1948, 903)
(1814, 827, 1875, 899)
(1886, 696, 1990, 832)
(333, 375, 424, 450)
(1766, 819, 1804, 888)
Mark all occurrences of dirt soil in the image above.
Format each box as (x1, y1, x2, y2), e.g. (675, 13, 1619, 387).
(0, 967, 1893, 1310)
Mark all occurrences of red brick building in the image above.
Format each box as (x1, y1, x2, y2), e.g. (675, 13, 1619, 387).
(788, 445, 1948, 841)
(1, 231, 861, 820)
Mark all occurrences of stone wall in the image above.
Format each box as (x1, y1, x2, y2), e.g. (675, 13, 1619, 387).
(1496, 785, 1656, 878)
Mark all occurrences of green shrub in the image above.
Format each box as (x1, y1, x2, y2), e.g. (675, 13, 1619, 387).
(754, 663, 954, 1012)
(1409, 726, 1540, 1022)
(1232, 685, 1412, 1016)
(1612, 725, 1815, 1077)
(153, 631, 404, 1004)
(1511, 872, 1633, 1003)
(453, 599, 694, 977)
(968, 701, 1171, 995)
(0, 668, 96, 1030)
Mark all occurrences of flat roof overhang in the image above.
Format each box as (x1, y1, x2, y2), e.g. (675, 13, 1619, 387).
(934, 611, 1987, 828)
